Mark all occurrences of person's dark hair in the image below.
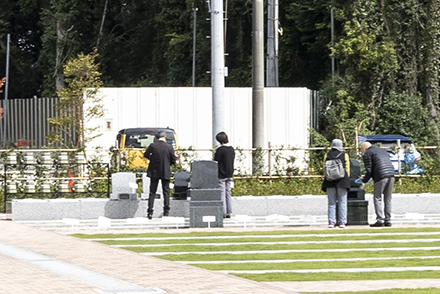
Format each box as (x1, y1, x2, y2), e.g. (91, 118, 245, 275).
(155, 131, 166, 139)
(216, 132, 229, 144)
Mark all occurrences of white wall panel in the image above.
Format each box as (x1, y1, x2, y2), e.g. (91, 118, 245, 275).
(88, 87, 311, 168)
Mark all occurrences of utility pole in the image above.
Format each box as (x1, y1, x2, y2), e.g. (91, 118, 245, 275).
(3, 34, 10, 147)
(266, 0, 279, 87)
(211, 0, 225, 147)
(252, 0, 265, 171)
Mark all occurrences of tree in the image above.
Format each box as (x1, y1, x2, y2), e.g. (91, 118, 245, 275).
(0, 0, 44, 98)
(39, 0, 98, 97)
(376, 92, 433, 145)
(332, 3, 399, 130)
(320, 0, 440, 145)
(46, 50, 103, 148)
(278, 0, 339, 90)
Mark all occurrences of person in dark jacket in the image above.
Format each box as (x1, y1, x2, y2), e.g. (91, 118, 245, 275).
(144, 131, 176, 219)
(214, 132, 235, 218)
(322, 139, 350, 228)
(360, 141, 395, 227)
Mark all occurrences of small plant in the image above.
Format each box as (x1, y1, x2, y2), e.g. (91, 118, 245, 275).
(252, 147, 265, 176)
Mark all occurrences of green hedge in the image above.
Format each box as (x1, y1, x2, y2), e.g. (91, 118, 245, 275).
(232, 177, 440, 196)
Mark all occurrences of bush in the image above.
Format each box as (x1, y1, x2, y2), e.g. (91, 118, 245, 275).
(232, 177, 440, 196)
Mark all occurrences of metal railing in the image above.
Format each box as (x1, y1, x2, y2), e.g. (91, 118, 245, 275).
(1, 144, 437, 212)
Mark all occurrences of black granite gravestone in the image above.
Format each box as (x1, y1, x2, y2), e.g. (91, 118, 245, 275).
(347, 159, 369, 225)
(190, 160, 219, 189)
(172, 171, 190, 199)
(188, 161, 223, 228)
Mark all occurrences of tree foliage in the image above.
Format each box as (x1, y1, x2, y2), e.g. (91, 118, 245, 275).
(46, 50, 103, 148)
(320, 0, 440, 146)
(1, 0, 440, 148)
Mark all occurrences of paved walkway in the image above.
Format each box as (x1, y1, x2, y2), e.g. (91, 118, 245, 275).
(1, 219, 440, 293)
(0, 220, 296, 294)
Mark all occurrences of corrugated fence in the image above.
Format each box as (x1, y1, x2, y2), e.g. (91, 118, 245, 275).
(0, 98, 75, 148)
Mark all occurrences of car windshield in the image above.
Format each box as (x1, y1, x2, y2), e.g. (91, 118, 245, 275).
(119, 128, 176, 149)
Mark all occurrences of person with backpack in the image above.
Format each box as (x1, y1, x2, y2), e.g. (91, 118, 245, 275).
(322, 139, 350, 228)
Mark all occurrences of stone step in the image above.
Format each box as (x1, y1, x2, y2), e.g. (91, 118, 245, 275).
(13, 213, 440, 231)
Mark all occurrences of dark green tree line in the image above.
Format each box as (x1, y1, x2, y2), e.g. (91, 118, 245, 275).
(1, 0, 331, 99)
(2, 0, 440, 147)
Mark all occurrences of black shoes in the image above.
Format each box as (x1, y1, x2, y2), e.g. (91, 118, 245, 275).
(147, 213, 153, 220)
(163, 211, 169, 217)
(370, 221, 384, 227)
(369, 221, 392, 227)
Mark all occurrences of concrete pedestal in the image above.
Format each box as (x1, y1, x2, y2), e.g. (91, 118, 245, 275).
(188, 189, 223, 228)
(189, 201, 224, 228)
(347, 200, 369, 225)
(347, 188, 368, 225)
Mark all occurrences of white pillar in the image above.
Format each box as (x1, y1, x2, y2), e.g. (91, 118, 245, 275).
(252, 0, 265, 150)
(211, 0, 225, 147)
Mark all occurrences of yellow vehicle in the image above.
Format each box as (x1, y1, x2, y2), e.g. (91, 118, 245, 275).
(117, 127, 178, 169)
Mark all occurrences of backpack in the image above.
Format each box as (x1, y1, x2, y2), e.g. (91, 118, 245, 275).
(324, 152, 345, 181)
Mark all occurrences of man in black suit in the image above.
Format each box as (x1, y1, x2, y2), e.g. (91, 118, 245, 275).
(144, 131, 176, 219)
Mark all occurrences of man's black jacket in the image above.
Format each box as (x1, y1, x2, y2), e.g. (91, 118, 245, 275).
(144, 140, 176, 180)
(362, 145, 395, 183)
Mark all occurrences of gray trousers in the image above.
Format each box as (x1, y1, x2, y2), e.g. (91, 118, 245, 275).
(219, 178, 233, 214)
(373, 177, 395, 222)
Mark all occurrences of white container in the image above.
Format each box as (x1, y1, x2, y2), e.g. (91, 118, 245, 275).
(6, 183, 17, 193)
(24, 152, 35, 164)
(42, 152, 52, 164)
(74, 181, 85, 193)
(40, 182, 51, 193)
(25, 181, 36, 193)
(58, 152, 69, 164)
(75, 154, 86, 164)
(58, 181, 69, 193)
(6, 152, 17, 165)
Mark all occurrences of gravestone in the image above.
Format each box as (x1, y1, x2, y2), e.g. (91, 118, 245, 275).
(190, 161, 218, 189)
(188, 161, 223, 228)
(173, 171, 190, 199)
(140, 173, 164, 217)
(110, 172, 138, 200)
(347, 159, 368, 225)
(140, 173, 162, 199)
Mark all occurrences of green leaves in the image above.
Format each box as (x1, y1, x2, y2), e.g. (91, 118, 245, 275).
(46, 50, 103, 148)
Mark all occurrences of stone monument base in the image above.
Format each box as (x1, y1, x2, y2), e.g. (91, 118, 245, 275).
(347, 200, 369, 225)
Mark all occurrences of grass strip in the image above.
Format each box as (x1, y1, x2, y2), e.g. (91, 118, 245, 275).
(306, 288, 440, 294)
(89, 234, 440, 245)
(70, 227, 440, 239)
(117, 241, 440, 252)
(158, 249, 440, 261)
(234, 270, 440, 281)
(190, 257, 440, 271)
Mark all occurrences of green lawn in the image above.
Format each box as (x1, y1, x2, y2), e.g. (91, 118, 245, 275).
(72, 228, 440, 286)
(308, 289, 440, 294)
